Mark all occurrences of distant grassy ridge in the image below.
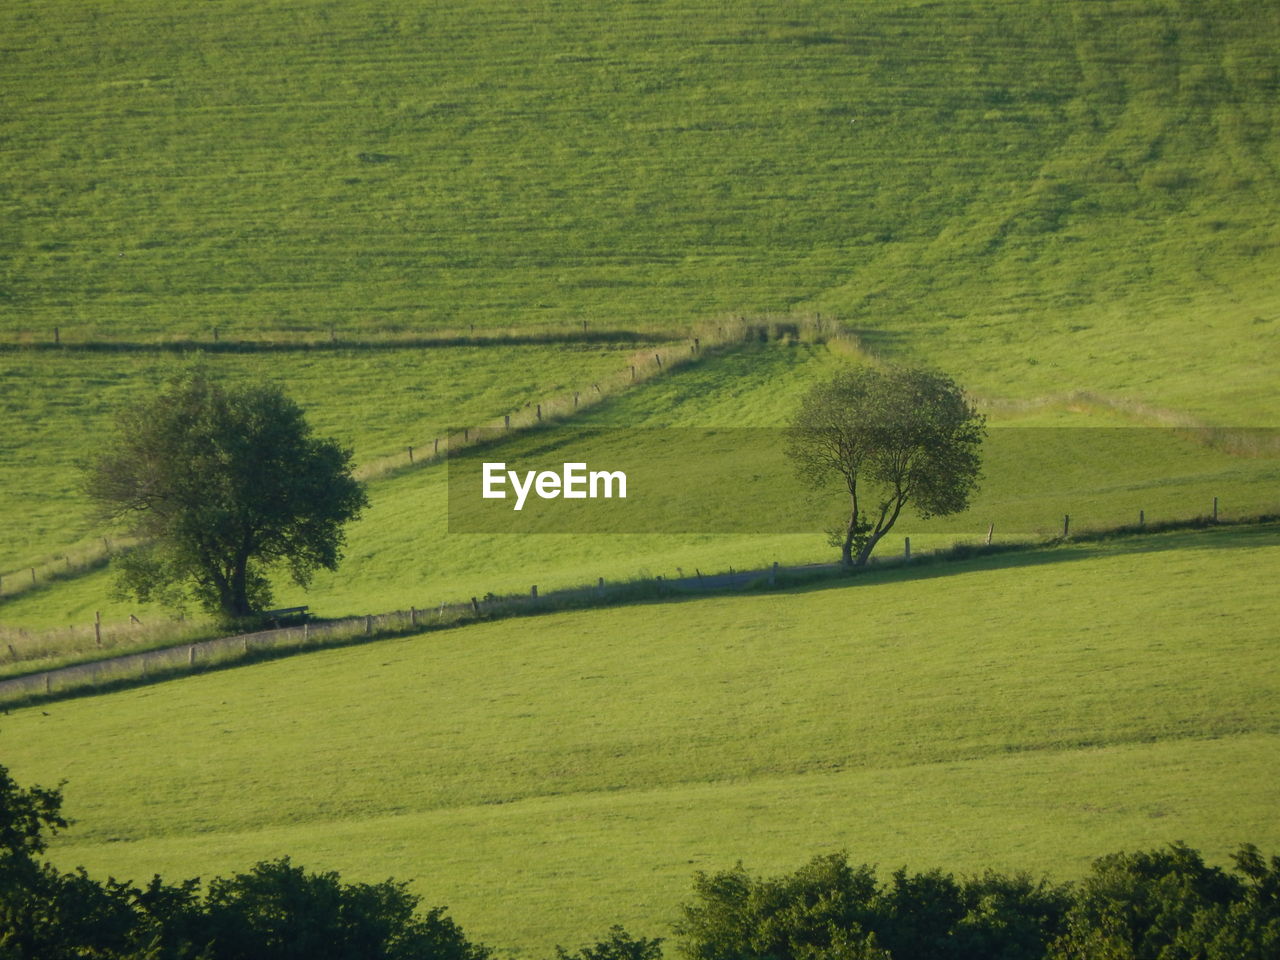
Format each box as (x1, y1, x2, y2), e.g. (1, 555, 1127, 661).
(2, 0, 1276, 421)
(4, 522, 1277, 955)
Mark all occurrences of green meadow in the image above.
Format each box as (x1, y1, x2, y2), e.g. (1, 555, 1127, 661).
(6, 339, 1275, 640)
(2, 0, 1279, 955)
(0, 342, 655, 573)
(3, 0, 1278, 421)
(3, 525, 1277, 954)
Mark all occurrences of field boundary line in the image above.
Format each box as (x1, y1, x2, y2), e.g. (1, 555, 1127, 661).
(2, 514, 1275, 709)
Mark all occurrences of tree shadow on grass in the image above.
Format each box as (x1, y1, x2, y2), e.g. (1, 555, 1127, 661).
(661, 518, 1280, 603)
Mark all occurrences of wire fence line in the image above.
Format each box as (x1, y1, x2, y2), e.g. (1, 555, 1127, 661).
(4, 508, 1271, 709)
(0, 561, 801, 706)
(0, 314, 845, 354)
(0, 608, 428, 704)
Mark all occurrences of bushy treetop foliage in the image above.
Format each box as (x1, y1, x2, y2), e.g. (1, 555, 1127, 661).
(0, 764, 489, 960)
(785, 366, 985, 566)
(676, 848, 1280, 960)
(84, 368, 367, 621)
(4, 763, 1279, 959)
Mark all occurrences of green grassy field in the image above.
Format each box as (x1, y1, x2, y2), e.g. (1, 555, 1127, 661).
(3, 0, 1278, 422)
(6, 338, 1274, 641)
(2, 1, 1278, 954)
(0, 342, 657, 572)
(2, 524, 1276, 954)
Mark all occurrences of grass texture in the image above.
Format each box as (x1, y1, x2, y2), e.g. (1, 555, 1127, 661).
(0, 343, 655, 572)
(1, 524, 1277, 954)
(1, 1, 1276, 422)
(4, 340, 1276, 638)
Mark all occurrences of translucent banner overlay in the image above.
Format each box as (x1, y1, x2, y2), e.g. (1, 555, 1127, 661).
(446, 427, 1279, 534)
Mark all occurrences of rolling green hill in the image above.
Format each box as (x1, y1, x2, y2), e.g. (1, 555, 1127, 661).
(2, 4, 1277, 954)
(2, 524, 1277, 954)
(4, 0, 1277, 630)
(7, 339, 1275, 640)
(3, 0, 1277, 421)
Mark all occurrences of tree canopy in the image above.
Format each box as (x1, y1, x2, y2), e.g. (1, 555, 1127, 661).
(85, 369, 368, 621)
(785, 365, 985, 566)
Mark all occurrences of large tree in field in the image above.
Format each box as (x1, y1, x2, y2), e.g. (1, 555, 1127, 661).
(85, 369, 368, 621)
(785, 365, 985, 567)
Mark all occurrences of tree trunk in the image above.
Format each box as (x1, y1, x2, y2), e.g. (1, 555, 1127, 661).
(226, 558, 252, 619)
(841, 500, 859, 567)
(854, 529, 888, 566)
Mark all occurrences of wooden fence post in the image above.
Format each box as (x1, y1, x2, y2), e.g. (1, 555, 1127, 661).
(573, 392, 579, 407)
(434, 437, 440, 454)
(188, 646, 195, 666)
(470, 596, 480, 614)
(1139, 509, 1145, 527)
(904, 537, 911, 561)
(504, 414, 510, 429)
(94, 611, 101, 647)
(531, 585, 538, 599)
(985, 523, 994, 545)
(655, 353, 662, 368)
(1063, 514, 1070, 538)
(30, 568, 35, 585)
(365, 615, 372, 635)
(407, 446, 414, 463)
(410, 606, 417, 626)
(463, 427, 469, 442)
(597, 577, 605, 596)
(769, 562, 778, 586)
(1213, 496, 1219, 522)
(303, 621, 310, 642)
(54, 327, 60, 345)
(631, 365, 636, 381)
(536, 404, 542, 421)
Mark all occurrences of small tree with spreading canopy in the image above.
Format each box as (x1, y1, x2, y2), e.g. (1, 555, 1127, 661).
(85, 369, 368, 622)
(785, 365, 985, 566)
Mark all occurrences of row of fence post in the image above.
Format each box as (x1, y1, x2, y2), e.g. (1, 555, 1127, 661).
(3, 496, 1238, 703)
(390, 342, 698, 470)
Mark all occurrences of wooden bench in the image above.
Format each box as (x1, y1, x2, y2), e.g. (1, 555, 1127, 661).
(261, 605, 309, 625)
